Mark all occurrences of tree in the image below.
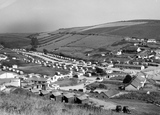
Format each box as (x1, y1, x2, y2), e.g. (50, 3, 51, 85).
(123, 74, 132, 84)
(31, 38, 38, 48)
(43, 49, 48, 54)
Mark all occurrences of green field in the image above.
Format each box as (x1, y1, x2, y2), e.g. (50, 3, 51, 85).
(19, 64, 69, 76)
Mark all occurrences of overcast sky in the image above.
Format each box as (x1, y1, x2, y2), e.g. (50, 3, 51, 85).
(0, 0, 160, 33)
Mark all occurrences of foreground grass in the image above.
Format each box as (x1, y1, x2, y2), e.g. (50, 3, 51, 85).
(0, 92, 110, 115)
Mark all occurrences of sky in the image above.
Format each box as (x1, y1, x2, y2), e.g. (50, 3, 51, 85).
(0, 0, 160, 33)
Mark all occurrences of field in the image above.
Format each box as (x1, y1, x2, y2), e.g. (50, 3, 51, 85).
(109, 22, 160, 39)
(54, 78, 78, 87)
(68, 35, 123, 48)
(19, 64, 69, 76)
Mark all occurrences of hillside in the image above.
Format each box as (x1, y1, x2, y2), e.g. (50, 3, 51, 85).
(1, 20, 160, 60)
(0, 33, 32, 48)
(0, 89, 110, 115)
(35, 20, 160, 60)
(0, 88, 160, 115)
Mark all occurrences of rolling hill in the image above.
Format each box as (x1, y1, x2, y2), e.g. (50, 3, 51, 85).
(1, 20, 160, 60)
(35, 20, 160, 59)
(0, 33, 32, 48)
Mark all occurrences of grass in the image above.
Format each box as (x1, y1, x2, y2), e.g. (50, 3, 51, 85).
(19, 64, 69, 76)
(0, 87, 160, 115)
(54, 78, 78, 87)
(0, 90, 110, 115)
(0, 33, 31, 48)
(114, 91, 160, 105)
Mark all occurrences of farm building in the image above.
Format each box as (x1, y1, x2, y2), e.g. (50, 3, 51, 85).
(50, 91, 62, 101)
(122, 46, 141, 53)
(99, 90, 120, 98)
(62, 93, 76, 103)
(75, 94, 89, 104)
(114, 64, 145, 70)
(125, 74, 146, 90)
(108, 72, 127, 78)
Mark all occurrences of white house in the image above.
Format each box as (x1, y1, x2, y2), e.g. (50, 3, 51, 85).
(0, 72, 18, 79)
(116, 50, 122, 55)
(0, 84, 6, 91)
(0, 54, 7, 60)
(12, 65, 18, 69)
(147, 39, 156, 43)
(4, 78, 21, 87)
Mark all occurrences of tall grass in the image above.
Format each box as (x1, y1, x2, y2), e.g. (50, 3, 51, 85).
(0, 92, 110, 115)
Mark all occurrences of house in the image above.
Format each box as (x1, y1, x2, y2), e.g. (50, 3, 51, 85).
(125, 73, 146, 90)
(49, 83, 60, 90)
(27, 77, 48, 90)
(4, 78, 21, 87)
(0, 54, 7, 60)
(28, 77, 48, 84)
(50, 91, 62, 101)
(100, 90, 120, 98)
(0, 83, 6, 91)
(62, 93, 76, 103)
(116, 50, 122, 55)
(114, 64, 145, 70)
(0, 72, 18, 79)
(0, 78, 21, 87)
(108, 72, 127, 79)
(147, 39, 156, 43)
(75, 94, 89, 104)
(124, 37, 132, 41)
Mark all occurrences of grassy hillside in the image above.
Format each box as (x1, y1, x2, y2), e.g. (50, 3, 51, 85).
(1, 20, 160, 60)
(0, 89, 110, 115)
(36, 20, 160, 60)
(108, 21, 160, 39)
(0, 33, 32, 48)
(0, 88, 160, 115)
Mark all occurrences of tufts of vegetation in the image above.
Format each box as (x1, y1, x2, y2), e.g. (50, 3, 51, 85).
(0, 91, 110, 115)
(115, 91, 160, 105)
